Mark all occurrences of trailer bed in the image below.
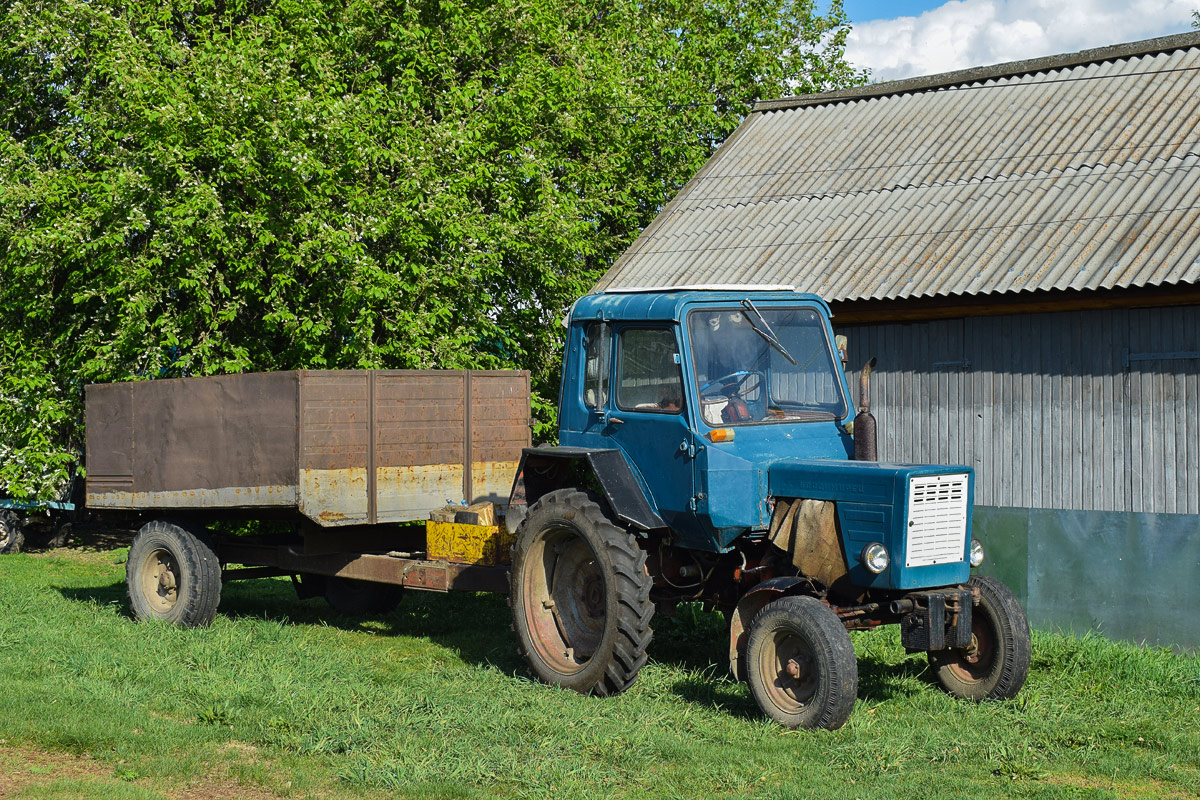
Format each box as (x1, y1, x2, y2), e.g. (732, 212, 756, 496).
(85, 370, 531, 526)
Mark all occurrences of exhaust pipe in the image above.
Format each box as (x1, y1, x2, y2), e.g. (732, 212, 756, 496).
(854, 357, 878, 461)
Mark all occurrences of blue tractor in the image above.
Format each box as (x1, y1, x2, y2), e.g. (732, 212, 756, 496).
(507, 288, 1031, 730)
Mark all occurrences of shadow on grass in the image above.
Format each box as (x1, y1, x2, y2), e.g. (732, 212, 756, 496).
(58, 581, 131, 611)
(57, 576, 930, 722)
(57, 577, 529, 676)
(856, 655, 928, 703)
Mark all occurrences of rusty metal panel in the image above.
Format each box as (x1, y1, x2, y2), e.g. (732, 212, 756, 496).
(85, 372, 299, 509)
(373, 371, 466, 522)
(298, 371, 370, 526)
(85, 382, 134, 498)
(85, 369, 529, 526)
(468, 370, 532, 505)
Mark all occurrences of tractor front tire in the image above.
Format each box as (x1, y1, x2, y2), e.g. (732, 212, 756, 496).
(929, 575, 1031, 701)
(510, 489, 653, 697)
(127, 520, 222, 627)
(0, 511, 25, 555)
(746, 595, 858, 730)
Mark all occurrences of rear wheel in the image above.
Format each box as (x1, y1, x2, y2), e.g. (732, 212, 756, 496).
(0, 511, 24, 555)
(746, 595, 858, 730)
(929, 575, 1031, 701)
(127, 520, 222, 627)
(510, 489, 653, 696)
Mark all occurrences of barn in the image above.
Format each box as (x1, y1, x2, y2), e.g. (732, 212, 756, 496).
(593, 32, 1200, 650)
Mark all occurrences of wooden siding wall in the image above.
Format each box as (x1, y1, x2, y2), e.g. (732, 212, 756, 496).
(839, 305, 1200, 514)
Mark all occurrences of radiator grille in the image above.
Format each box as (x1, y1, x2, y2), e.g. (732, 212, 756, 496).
(906, 473, 969, 568)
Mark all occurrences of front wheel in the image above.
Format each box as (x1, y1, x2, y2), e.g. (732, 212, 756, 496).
(127, 520, 222, 627)
(929, 575, 1031, 701)
(510, 489, 653, 697)
(746, 595, 858, 730)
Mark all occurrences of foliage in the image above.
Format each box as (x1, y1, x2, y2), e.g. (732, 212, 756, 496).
(1194, 9, 1199, 28)
(0, 0, 864, 499)
(1, 547, 1199, 798)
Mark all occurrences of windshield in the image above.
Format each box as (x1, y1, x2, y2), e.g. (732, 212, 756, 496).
(687, 306, 849, 426)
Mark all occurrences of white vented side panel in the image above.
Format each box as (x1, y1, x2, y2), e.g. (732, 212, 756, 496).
(906, 473, 969, 568)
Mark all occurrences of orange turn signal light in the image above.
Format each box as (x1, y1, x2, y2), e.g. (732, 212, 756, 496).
(707, 428, 735, 443)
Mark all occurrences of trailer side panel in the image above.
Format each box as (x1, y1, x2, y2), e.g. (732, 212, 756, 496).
(86, 372, 300, 509)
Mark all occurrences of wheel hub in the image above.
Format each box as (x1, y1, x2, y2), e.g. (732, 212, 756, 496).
(761, 631, 819, 712)
(139, 548, 180, 614)
(523, 526, 607, 673)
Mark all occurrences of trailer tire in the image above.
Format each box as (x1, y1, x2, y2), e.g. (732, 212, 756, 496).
(745, 595, 858, 730)
(929, 575, 1031, 701)
(324, 576, 403, 616)
(127, 520, 222, 627)
(510, 488, 653, 697)
(0, 511, 24, 555)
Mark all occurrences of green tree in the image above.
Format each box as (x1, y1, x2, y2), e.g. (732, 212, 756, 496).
(0, 0, 864, 500)
(1193, 9, 1199, 27)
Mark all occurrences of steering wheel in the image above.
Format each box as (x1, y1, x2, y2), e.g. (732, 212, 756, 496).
(700, 370, 764, 399)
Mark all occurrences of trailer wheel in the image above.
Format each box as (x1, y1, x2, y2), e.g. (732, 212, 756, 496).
(324, 576, 403, 616)
(929, 575, 1031, 701)
(0, 511, 24, 555)
(746, 595, 858, 730)
(127, 520, 222, 627)
(510, 489, 653, 697)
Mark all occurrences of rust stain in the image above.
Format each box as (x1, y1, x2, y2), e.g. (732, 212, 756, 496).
(85, 485, 297, 510)
(298, 467, 369, 527)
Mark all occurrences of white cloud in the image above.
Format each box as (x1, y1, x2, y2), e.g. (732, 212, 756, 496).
(847, 0, 1197, 82)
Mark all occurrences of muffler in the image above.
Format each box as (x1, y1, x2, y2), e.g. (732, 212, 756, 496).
(854, 357, 877, 461)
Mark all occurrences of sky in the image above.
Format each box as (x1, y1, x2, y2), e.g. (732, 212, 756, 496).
(842, 0, 1198, 82)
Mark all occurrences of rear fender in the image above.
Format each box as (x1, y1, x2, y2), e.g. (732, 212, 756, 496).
(506, 447, 666, 533)
(728, 575, 824, 682)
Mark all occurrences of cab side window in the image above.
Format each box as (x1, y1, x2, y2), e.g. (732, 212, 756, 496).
(583, 322, 610, 409)
(616, 328, 683, 413)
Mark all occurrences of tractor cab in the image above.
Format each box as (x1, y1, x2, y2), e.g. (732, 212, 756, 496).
(556, 288, 853, 550)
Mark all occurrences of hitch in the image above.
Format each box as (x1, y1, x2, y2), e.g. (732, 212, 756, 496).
(893, 588, 973, 652)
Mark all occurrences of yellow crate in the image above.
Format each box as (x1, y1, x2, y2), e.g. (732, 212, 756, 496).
(426, 520, 516, 566)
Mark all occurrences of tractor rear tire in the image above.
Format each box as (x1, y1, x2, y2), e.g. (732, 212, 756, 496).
(127, 519, 222, 627)
(929, 575, 1031, 701)
(746, 595, 858, 730)
(510, 489, 653, 697)
(0, 511, 24, 555)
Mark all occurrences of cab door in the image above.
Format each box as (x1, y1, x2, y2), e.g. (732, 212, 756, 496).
(598, 325, 698, 534)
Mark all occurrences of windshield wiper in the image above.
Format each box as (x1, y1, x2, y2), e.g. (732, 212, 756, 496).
(740, 299, 797, 366)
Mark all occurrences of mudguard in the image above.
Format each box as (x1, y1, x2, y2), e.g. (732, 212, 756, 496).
(506, 446, 667, 533)
(728, 575, 823, 682)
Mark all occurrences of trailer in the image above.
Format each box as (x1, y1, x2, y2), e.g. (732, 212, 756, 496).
(86, 369, 531, 622)
(93, 289, 1031, 730)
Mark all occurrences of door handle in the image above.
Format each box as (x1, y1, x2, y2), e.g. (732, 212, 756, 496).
(607, 416, 624, 426)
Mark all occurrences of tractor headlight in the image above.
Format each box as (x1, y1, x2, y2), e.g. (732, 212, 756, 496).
(969, 537, 985, 567)
(861, 543, 890, 574)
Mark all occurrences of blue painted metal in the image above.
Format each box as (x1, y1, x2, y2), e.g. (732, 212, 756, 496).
(0, 499, 75, 512)
(768, 459, 973, 590)
(558, 289, 977, 595)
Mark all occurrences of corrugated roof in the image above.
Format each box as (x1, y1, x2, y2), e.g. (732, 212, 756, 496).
(594, 32, 1200, 302)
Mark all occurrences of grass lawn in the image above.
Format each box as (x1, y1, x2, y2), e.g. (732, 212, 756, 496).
(1, 539, 1197, 800)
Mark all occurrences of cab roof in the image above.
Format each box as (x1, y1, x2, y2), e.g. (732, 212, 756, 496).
(568, 287, 833, 324)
